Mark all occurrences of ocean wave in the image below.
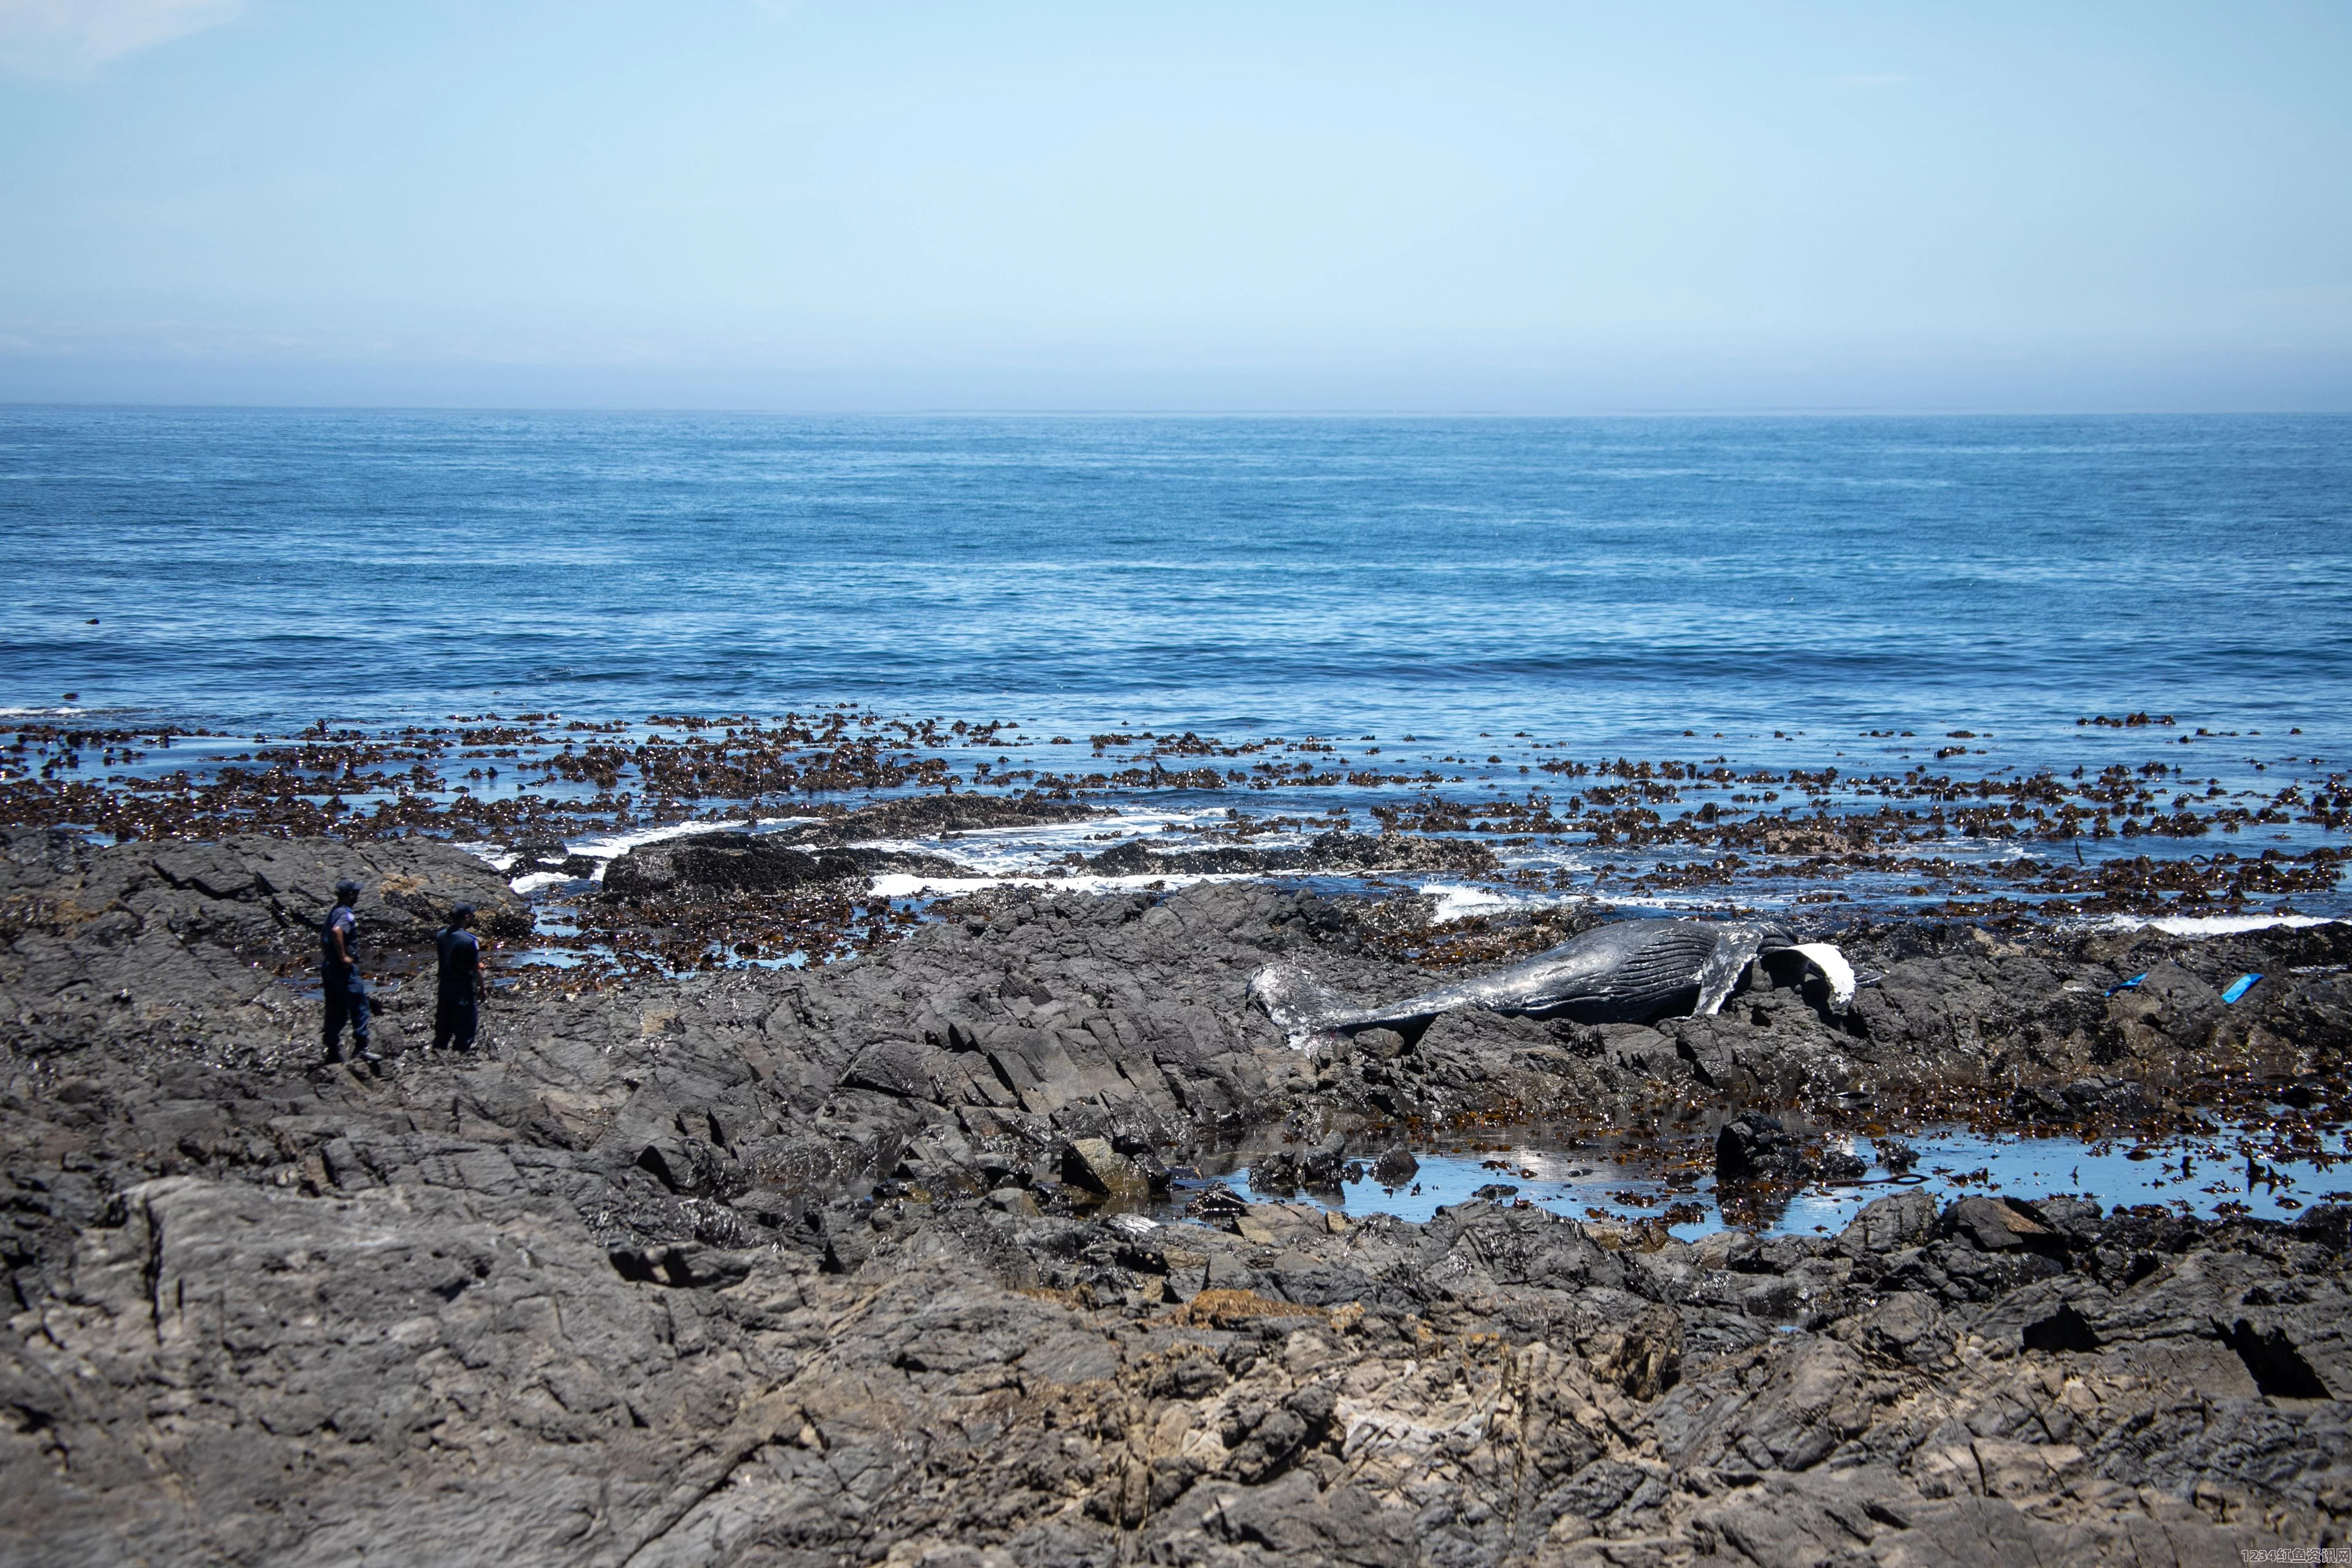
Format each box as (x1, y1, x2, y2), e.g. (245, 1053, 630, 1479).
(867, 870, 1260, 900)
(2086, 912, 2346, 936)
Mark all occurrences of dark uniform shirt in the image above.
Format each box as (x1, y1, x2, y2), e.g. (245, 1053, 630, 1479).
(321, 904, 359, 974)
(437, 927, 481, 999)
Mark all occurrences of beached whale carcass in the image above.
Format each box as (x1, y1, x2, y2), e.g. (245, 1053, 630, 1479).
(1248, 917, 1855, 1046)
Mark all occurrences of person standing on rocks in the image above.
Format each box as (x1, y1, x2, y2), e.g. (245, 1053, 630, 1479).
(320, 877, 372, 1062)
(433, 904, 486, 1052)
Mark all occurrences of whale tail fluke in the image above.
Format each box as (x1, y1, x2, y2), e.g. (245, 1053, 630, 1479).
(1246, 961, 1361, 1048)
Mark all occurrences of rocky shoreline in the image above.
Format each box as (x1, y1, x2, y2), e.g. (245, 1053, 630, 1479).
(9, 711, 2348, 930)
(3, 827, 2348, 1565)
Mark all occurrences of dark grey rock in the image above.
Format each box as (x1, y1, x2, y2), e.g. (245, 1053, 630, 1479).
(602, 831, 972, 898)
(773, 793, 1101, 843)
(1085, 829, 1500, 879)
(1836, 1189, 1938, 1255)
(1715, 1111, 1802, 1181)
(0, 836, 2346, 1565)
(1058, 1136, 1148, 1202)
(1297, 1132, 1349, 1188)
(1943, 1194, 2057, 1252)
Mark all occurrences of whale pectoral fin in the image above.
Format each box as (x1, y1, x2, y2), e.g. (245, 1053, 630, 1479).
(1788, 942, 1857, 1010)
(1694, 928, 1769, 1017)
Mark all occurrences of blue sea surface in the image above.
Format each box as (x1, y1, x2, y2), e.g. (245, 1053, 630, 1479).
(4, 409, 2349, 753)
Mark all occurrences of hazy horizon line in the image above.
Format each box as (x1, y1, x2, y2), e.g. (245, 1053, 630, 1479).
(8, 399, 2349, 419)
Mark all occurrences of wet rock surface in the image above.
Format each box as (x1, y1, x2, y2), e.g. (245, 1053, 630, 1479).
(3, 834, 2349, 1564)
(775, 793, 1104, 843)
(1085, 830, 1502, 879)
(602, 831, 974, 899)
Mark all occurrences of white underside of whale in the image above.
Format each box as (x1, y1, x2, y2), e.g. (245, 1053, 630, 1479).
(1786, 942, 1857, 1009)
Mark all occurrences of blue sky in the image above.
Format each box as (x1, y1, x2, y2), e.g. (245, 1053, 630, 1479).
(2, 1, 2347, 411)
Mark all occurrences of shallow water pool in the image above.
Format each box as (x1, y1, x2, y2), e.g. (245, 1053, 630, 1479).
(1179, 1117, 2352, 1241)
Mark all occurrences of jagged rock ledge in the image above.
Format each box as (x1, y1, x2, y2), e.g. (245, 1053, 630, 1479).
(2, 828, 2348, 1565)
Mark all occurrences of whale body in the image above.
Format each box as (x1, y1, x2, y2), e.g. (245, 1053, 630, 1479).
(1248, 917, 1809, 1045)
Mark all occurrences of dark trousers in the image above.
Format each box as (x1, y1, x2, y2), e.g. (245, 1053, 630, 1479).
(433, 996, 479, 1052)
(323, 968, 370, 1059)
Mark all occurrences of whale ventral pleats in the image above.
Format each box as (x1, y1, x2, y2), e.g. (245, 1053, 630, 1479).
(1247, 916, 1828, 1040)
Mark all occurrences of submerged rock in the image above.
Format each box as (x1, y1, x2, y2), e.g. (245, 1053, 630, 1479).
(1059, 1135, 1150, 1202)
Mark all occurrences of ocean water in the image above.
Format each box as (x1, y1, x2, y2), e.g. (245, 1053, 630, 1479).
(4, 408, 2349, 923)
(5, 409, 2350, 749)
